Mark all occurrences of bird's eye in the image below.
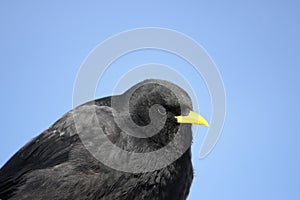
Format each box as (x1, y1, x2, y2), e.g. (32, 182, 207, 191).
(157, 106, 166, 115)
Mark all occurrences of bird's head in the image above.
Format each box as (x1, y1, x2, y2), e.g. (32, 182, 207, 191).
(112, 79, 208, 149)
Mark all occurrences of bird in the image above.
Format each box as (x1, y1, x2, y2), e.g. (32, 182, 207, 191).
(0, 79, 208, 200)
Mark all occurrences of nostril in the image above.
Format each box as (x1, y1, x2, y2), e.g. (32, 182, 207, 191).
(180, 105, 191, 116)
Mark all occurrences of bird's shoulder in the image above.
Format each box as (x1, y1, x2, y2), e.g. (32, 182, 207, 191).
(0, 96, 118, 199)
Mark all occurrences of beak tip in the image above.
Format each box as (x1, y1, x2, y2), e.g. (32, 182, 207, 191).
(201, 121, 209, 127)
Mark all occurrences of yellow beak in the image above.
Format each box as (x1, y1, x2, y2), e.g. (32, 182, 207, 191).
(175, 111, 209, 126)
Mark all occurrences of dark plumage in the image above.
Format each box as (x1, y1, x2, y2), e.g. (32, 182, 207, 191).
(0, 79, 196, 200)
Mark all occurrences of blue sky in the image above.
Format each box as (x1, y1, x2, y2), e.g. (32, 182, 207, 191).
(1, 1, 300, 199)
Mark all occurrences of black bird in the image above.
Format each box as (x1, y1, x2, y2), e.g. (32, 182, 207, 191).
(0, 79, 208, 200)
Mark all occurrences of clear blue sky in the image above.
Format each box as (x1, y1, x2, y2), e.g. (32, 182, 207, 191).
(1, 1, 300, 199)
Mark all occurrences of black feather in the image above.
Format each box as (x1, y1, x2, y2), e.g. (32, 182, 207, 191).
(0, 79, 194, 200)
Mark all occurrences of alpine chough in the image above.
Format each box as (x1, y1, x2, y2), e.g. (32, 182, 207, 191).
(0, 79, 208, 200)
